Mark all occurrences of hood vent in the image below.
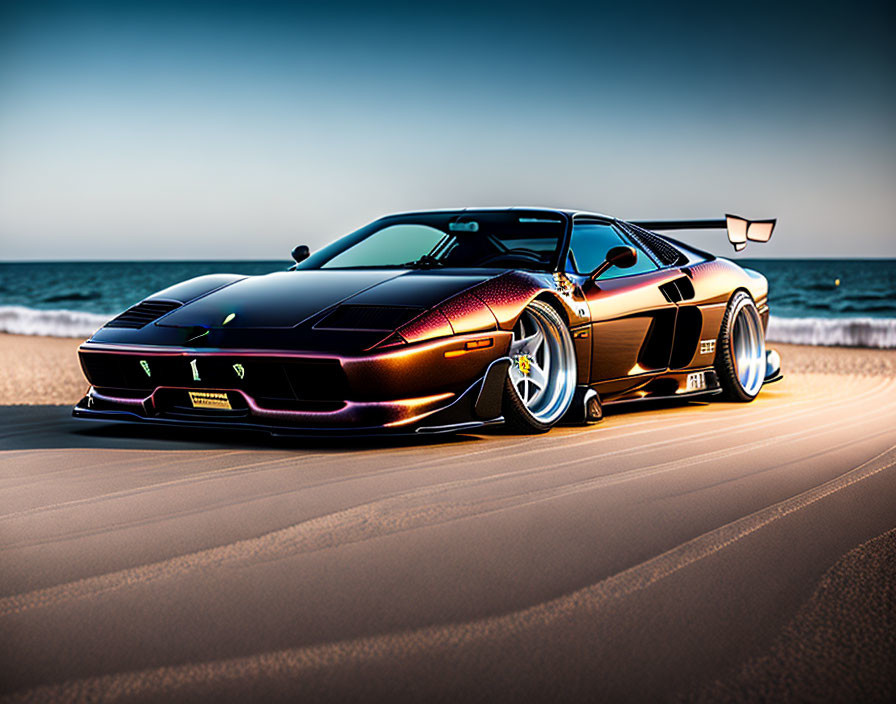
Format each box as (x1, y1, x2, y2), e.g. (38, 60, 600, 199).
(315, 305, 422, 331)
(105, 299, 182, 329)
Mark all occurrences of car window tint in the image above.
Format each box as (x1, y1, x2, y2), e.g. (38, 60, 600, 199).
(321, 225, 446, 268)
(569, 223, 659, 279)
(569, 224, 623, 273)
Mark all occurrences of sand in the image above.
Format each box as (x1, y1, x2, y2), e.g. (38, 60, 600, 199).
(0, 335, 86, 405)
(0, 334, 894, 702)
(688, 528, 896, 703)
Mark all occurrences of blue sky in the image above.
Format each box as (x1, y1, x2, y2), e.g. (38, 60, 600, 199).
(1, 1, 894, 259)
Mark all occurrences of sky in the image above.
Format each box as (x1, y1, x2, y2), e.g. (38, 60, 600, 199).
(1, 0, 894, 260)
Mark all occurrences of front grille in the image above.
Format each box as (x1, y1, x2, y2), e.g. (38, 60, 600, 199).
(105, 299, 182, 329)
(80, 353, 348, 404)
(315, 305, 421, 331)
(81, 354, 154, 392)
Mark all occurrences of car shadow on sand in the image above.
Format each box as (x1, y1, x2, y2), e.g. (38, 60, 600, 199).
(0, 396, 720, 453)
(0, 405, 484, 453)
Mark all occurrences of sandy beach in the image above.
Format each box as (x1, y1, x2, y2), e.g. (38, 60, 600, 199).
(0, 335, 88, 406)
(1, 333, 894, 702)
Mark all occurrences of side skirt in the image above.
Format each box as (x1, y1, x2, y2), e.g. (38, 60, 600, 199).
(603, 387, 723, 407)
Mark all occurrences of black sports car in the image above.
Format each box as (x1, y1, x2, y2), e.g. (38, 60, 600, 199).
(73, 208, 781, 435)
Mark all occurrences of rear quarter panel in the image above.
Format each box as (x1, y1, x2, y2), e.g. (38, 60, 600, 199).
(684, 258, 769, 368)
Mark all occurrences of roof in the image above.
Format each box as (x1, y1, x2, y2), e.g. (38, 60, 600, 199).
(379, 206, 618, 221)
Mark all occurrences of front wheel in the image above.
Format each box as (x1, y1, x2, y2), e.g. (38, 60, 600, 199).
(502, 300, 577, 433)
(715, 291, 766, 401)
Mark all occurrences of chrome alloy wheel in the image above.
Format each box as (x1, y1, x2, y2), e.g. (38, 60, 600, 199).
(730, 298, 766, 398)
(508, 303, 577, 425)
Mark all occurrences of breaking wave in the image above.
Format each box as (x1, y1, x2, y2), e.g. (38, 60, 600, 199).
(0, 306, 112, 338)
(767, 316, 896, 349)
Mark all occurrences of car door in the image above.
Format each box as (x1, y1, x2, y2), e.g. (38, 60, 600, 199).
(567, 220, 685, 398)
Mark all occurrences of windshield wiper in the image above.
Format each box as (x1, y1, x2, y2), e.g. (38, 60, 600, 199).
(401, 255, 444, 269)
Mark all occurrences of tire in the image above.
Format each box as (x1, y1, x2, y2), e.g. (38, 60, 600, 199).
(715, 291, 766, 402)
(502, 300, 577, 433)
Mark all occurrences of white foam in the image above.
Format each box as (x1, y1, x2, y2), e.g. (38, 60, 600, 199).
(0, 306, 112, 338)
(767, 315, 896, 349)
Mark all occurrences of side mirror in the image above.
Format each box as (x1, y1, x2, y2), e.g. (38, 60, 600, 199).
(588, 245, 637, 282)
(291, 245, 310, 264)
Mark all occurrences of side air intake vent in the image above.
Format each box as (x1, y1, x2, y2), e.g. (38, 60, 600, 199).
(104, 299, 182, 329)
(315, 305, 422, 331)
(659, 277, 696, 303)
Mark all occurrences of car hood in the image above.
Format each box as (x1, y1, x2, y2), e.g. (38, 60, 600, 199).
(156, 269, 501, 329)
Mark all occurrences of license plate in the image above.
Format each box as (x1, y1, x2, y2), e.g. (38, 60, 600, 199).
(189, 391, 232, 410)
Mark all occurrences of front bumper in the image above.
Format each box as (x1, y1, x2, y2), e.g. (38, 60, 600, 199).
(72, 334, 512, 436)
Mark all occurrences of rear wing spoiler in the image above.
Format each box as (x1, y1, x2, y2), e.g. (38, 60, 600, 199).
(632, 215, 776, 252)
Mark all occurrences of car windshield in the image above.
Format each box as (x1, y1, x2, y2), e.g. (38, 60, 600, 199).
(297, 211, 567, 272)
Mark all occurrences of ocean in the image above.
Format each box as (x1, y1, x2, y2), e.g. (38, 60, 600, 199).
(0, 259, 894, 347)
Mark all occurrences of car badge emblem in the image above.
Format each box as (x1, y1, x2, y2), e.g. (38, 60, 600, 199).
(517, 355, 531, 376)
(553, 272, 576, 296)
(233, 363, 245, 380)
(190, 358, 201, 381)
(139, 360, 151, 378)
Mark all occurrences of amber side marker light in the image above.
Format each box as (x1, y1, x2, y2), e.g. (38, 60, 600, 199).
(444, 338, 493, 358)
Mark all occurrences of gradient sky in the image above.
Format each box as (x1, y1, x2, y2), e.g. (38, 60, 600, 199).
(1, 0, 894, 260)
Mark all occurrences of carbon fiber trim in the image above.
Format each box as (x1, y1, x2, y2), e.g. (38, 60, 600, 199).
(618, 221, 686, 267)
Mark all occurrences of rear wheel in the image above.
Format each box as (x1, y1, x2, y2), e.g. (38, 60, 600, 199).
(715, 291, 766, 401)
(502, 300, 577, 433)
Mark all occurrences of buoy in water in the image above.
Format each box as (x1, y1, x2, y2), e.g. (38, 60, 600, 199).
(835, 278, 840, 287)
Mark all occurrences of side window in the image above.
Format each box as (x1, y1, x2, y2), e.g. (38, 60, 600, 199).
(568, 223, 659, 279)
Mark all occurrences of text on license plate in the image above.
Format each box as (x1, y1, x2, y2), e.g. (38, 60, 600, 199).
(189, 391, 232, 410)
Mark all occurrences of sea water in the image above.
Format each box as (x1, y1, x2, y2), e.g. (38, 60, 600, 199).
(0, 259, 893, 347)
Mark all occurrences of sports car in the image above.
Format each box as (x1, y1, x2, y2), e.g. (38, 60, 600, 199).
(73, 208, 782, 435)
